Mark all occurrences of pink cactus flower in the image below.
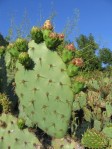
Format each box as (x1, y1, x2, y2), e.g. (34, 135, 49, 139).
(49, 32, 58, 38)
(43, 20, 53, 30)
(65, 43, 76, 51)
(58, 33, 64, 40)
(72, 58, 84, 67)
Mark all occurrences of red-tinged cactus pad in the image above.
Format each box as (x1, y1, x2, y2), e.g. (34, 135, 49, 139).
(0, 114, 42, 149)
(15, 40, 74, 138)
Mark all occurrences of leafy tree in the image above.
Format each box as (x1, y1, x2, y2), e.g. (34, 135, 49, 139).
(99, 48, 112, 66)
(0, 33, 9, 46)
(75, 34, 101, 71)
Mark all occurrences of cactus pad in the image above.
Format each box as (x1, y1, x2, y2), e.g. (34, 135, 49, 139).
(15, 40, 74, 138)
(0, 114, 42, 149)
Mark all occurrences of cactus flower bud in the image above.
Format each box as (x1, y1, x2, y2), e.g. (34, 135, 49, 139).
(72, 58, 84, 67)
(42, 20, 53, 30)
(49, 32, 58, 39)
(58, 33, 64, 40)
(65, 43, 76, 51)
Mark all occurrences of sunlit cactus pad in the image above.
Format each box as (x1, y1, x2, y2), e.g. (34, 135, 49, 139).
(15, 40, 74, 138)
(0, 114, 42, 149)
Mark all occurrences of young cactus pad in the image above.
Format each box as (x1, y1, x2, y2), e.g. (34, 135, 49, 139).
(15, 40, 74, 138)
(0, 114, 41, 149)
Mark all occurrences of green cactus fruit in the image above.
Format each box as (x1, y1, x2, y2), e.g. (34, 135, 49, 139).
(42, 29, 52, 40)
(52, 137, 82, 149)
(67, 64, 79, 77)
(7, 43, 19, 57)
(72, 82, 84, 94)
(0, 113, 42, 149)
(62, 50, 74, 63)
(0, 93, 12, 113)
(17, 118, 25, 129)
(81, 128, 108, 149)
(0, 46, 5, 55)
(15, 40, 74, 138)
(30, 26, 44, 44)
(44, 32, 60, 50)
(14, 38, 28, 52)
(18, 52, 32, 68)
(18, 105, 33, 127)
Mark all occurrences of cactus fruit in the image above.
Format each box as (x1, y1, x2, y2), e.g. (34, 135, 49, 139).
(67, 64, 79, 77)
(7, 43, 19, 57)
(14, 38, 28, 52)
(0, 113, 42, 149)
(61, 43, 75, 63)
(17, 118, 25, 129)
(81, 128, 108, 148)
(7, 38, 28, 58)
(15, 40, 74, 138)
(30, 26, 44, 43)
(67, 57, 84, 77)
(18, 52, 32, 68)
(18, 104, 33, 127)
(44, 32, 61, 49)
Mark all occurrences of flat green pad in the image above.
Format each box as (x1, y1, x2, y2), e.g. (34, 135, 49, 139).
(0, 114, 42, 149)
(15, 41, 73, 138)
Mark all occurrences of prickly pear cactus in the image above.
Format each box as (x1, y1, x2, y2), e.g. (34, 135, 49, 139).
(81, 128, 108, 149)
(15, 40, 73, 138)
(0, 114, 42, 149)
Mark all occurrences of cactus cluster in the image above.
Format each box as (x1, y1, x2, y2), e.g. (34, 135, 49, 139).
(71, 72, 112, 148)
(0, 20, 111, 149)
